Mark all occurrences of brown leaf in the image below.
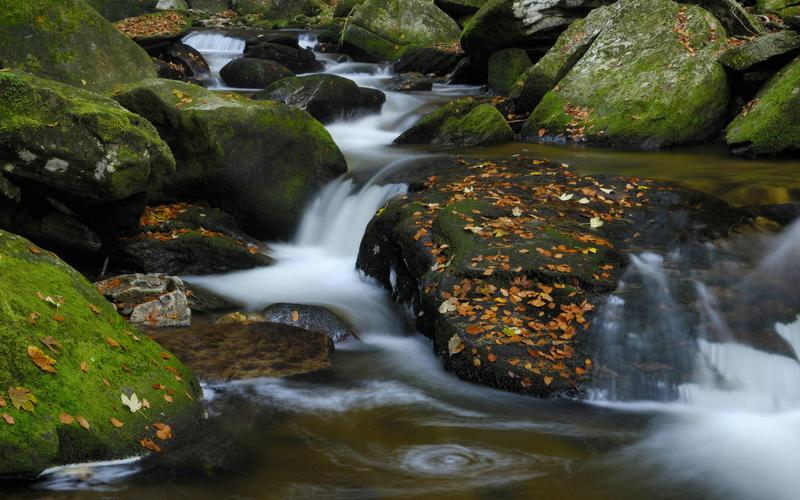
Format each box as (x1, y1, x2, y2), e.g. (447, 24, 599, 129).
(2, 413, 14, 425)
(291, 310, 299, 322)
(163, 394, 173, 403)
(52, 315, 65, 323)
(8, 387, 36, 412)
(105, 337, 121, 348)
(59, 413, 75, 424)
(40, 336, 62, 354)
(80, 361, 89, 373)
(159, 352, 171, 360)
(27, 345, 57, 373)
(88, 303, 102, 315)
(110, 418, 125, 428)
(140, 438, 162, 453)
(103, 378, 111, 387)
(29, 246, 41, 254)
(153, 422, 172, 440)
(76, 415, 90, 430)
(0, 395, 5, 407)
(27, 312, 40, 326)
(142, 398, 151, 409)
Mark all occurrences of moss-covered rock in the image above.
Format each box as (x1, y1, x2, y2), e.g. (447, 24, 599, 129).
(0, 70, 174, 203)
(756, 0, 800, 14)
(719, 30, 800, 72)
(334, 0, 366, 17)
(522, 0, 729, 148)
(395, 97, 513, 147)
(84, 0, 158, 21)
(726, 56, 800, 156)
(488, 48, 532, 95)
(0, 229, 204, 478)
(0, 0, 157, 92)
(393, 45, 463, 77)
(434, 0, 488, 17)
(687, 0, 762, 36)
(232, 0, 325, 18)
(112, 78, 346, 239)
(220, 57, 294, 88)
(342, 0, 460, 62)
(188, 0, 231, 14)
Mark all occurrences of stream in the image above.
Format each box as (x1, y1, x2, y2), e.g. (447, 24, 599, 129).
(13, 32, 800, 500)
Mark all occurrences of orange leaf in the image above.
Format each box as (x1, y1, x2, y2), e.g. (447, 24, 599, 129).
(163, 394, 173, 403)
(80, 361, 89, 373)
(291, 310, 299, 322)
(153, 422, 172, 440)
(110, 418, 125, 428)
(159, 352, 171, 360)
(543, 376, 553, 386)
(76, 415, 90, 430)
(29, 246, 41, 254)
(105, 338, 121, 348)
(52, 315, 65, 323)
(140, 438, 162, 453)
(59, 413, 75, 425)
(27, 345, 57, 373)
(2, 413, 13, 425)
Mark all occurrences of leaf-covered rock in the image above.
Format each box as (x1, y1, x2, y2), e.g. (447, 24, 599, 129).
(0, 229, 203, 478)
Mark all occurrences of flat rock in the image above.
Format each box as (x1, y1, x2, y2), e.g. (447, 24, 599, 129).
(720, 30, 800, 71)
(263, 303, 355, 343)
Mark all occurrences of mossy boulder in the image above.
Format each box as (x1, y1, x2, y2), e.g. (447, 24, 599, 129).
(334, 0, 366, 17)
(254, 74, 385, 123)
(342, 0, 461, 62)
(395, 97, 513, 147)
(112, 79, 346, 239)
(687, 0, 762, 36)
(726, 56, 800, 156)
(719, 30, 800, 72)
(0, 70, 174, 204)
(188, 0, 231, 14)
(220, 57, 295, 88)
(434, 0, 488, 17)
(114, 11, 193, 47)
(0, 229, 204, 478)
(0, 0, 157, 92)
(232, 0, 325, 18)
(522, 0, 729, 148)
(84, 0, 158, 21)
(488, 48, 532, 95)
(393, 45, 463, 77)
(756, 0, 800, 14)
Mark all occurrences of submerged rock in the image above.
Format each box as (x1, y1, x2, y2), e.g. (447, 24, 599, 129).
(148, 322, 334, 380)
(726, 56, 800, 156)
(263, 303, 356, 343)
(220, 57, 295, 88)
(2, 0, 156, 92)
(112, 79, 347, 239)
(522, 0, 729, 148)
(254, 74, 385, 123)
(356, 157, 748, 398)
(395, 97, 513, 147)
(0, 229, 203, 478)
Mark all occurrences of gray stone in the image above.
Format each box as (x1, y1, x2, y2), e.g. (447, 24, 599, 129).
(263, 303, 356, 343)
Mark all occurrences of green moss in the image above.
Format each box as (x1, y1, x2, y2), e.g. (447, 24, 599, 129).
(0, 230, 203, 477)
(488, 48, 532, 95)
(396, 98, 513, 146)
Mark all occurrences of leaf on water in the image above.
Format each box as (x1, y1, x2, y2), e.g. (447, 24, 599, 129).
(27, 346, 57, 373)
(59, 413, 75, 425)
(121, 392, 142, 413)
(153, 422, 172, 440)
(9, 387, 36, 412)
(110, 418, 125, 428)
(291, 310, 299, 322)
(140, 438, 162, 453)
(40, 336, 62, 354)
(447, 334, 465, 356)
(589, 217, 604, 229)
(2, 413, 13, 425)
(76, 415, 90, 430)
(438, 297, 458, 314)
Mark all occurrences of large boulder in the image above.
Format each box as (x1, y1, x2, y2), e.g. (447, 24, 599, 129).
(334, 0, 366, 17)
(148, 322, 334, 380)
(356, 157, 748, 397)
(245, 42, 323, 73)
(719, 30, 800, 72)
(488, 47, 532, 95)
(393, 45, 463, 77)
(188, 0, 231, 14)
(96, 274, 192, 328)
(0, 229, 204, 478)
(726, 56, 800, 156)
(0, 70, 174, 204)
(395, 97, 513, 147)
(687, 0, 763, 36)
(434, 0, 489, 17)
(112, 79, 347, 239)
(253, 74, 385, 123)
(342, 0, 461, 62)
(232, 0, 325, 17)
(263, 303, 356, 343)
(219, 58, 295, 88)
(522, 0, 729, 148)
(1, 0, 157, 92)
(84, 0, 157, 21)
(113, 11, 193, 48)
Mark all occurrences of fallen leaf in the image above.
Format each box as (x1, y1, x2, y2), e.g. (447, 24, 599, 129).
(159, 352, 171, 360)
(88, 303, 102, 315)
(52, 315, 65, 323)
(438, 297, 458, 314)
(40, 336, 62, 354)
(142, 398, 151, 409)
(447, 334, 465, 356)
(2, 413, 13, 425)
(106, 337, 121, 348)
(153, 422, 172, 440)
(29, 246, 41, 254)
(558, 193, 574, 201)
(121, 392, 142, 413)
(27, 346, 57, 373)
(80, 361, 89, 373)
(511, 207, 523, 217)
(110, 418, 125, 428)
(76, 415, 90, 430)
(140, 438, 162, 453)
(59, 413, 75, 425)
(291, 310, 300, 322)
(8, 387, 36, 412)
(163, 394, 173, 403)
(589, 217, 604, 229)
(0, 395, 5, 407)
(543, 376, 553, 386)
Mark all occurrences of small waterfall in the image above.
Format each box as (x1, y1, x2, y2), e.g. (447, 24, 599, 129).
(182, 31, 246, 90)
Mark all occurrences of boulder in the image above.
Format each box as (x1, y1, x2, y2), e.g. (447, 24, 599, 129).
(84, 0, 158, 21)
(129, 290, 191, 327)
(113, 202, 273, 275)
(334, 0, 366, 17)
(726, 56, 800, 156)
(719, 30, 800, 72)
(147, 322, 334, 380)
(386, 73, 435, 92)
(263, 303, 355, 343)
(342, 0, 461, 62)
(12, 212, 102, 258)
(488, 48, 532, 95)
(232, 0, 325, 17)
(164, 42, 211, 78)
(522, 0, 729, 148)
(394, 45, 463, 77)
(245, 42, 324, 73)
(112, 79, 347, 239)
(2, 0, 157, 92)
(356, 157, 748, 397)
(219, 57, 295, 88)
(0, 229, 203, 478)
(434, 0, 489, 17)
(687, 0, 763, 36)
(96, 273, 185, 314)
(0, 174, 20, 227)
(188, 0, 231, 14)
(0, 70, 174, 204)
(157, 0, 190, 9)
(254, 74, 385, 123)
(395, 98, 514, 147)
(756, 0, 800, 14)
(114, 11, 193, 48)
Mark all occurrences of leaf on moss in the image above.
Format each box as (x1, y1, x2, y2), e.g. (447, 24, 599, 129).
(110, 418, 125, 428)
(59, 413, 75, 425)
(105, 338, 121, 348)
(153, 422, 172, 440)
(27, 346, 57, 373)
(2, 413, 13, 425)
(140, 438, 162, 453)
(9, 387, 36, 412)
(76, 415, 90, 430)
(40, 336, 62, 354)
(80, 361, 89, 373)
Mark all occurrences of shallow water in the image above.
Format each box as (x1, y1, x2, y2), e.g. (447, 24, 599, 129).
(9, 31, 800, 500)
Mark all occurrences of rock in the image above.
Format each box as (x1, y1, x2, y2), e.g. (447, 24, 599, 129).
(395, 97, 514, 146)
(113, 79, 347, 239)
(263, 303, 355, 343)
(756, 0, 800, 14)
(164, 42, 211, 78)
(720, 30, 800, 72)
(84, 0, 158, 21)
(183, 281, 239, 312)
(147, 322, 334, 380)
(726, 56, 800, 156)
(254, 74, 385, 123)
(114, 11, 193, 48)
(0, 0, 157, 92)
(189, 0, 232, 14)
(12, 212, 102, 258)
(394, 45, 463, 77)
(130, 290, 191, 327)
(0, 229, 203, 478)
(96, 273, 185, 314)
(0, 174, 20, 227)
(334, 0, 366, 17)
(356, 157, 749, 398)
(158, 0, 190, 8)
(242, 30, 301, 49)
(216, 311, 266, 323)
(687, 0, 763, 36)
(434, 0, 489, 17)
(386, 73, 434, 91)
(219, 57, 295, 88)
(0, 70, 174, 204)
(448, 56, 489, 84)
(232, 0, 325, 17)
(522, 0, 729, 148)
(113, 202, 274, 275)
(343, 0, 461, 62)
(488, 48, 532, 94)
(245, 42, 324, 73)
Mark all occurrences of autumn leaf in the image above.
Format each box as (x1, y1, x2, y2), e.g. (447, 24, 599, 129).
(153, 422, 172, 440)
(589, 217, 604, 229)
(29, 246, 41, 254)
(0, 395, 5, 407)
(105, 337, 121, 348)
(110, 418, 125, 428)
(121, 392, 142, 413)
(487, 353, 497, 363)
(438, 297, 458, 314)
(27, 312, 40, 326)
(163, 394, 173, 403)
(159, 352, 171, 360)
(27, 346, 57, 373)
(40, 336, 62, 354)
(9, 387, 36, 412)
(59, 413, 75, 425)
(447, 334, 465, 356)
(140, 438, 162, 453)
(52, 315, 65, 323)
(558, 193, 574, 201)
(543, 376, 554, 386)
(142, 398, 151, 409)
(76, 415, 90, 430)
(2, 413, 13, 425)
(88, 303, 102, 315)
(80, 361, 89, 373)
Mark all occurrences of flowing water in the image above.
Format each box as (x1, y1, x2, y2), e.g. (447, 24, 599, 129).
(11, 32, 800, 500)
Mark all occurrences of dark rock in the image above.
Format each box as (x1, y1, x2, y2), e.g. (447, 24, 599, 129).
(448, 56, 487, 84)
(254, 74, 385, 123)
(720, 30, 800, 72)
(220, 57, 295, 88)
(148, 322, 334, 380)
(85, 0, 157, 21)
(183, 280, 239, 312)
(155, 58, 189, 80)
(263, 303, 356, 343)
(232, 0, 325, 18)
(165, 42, 211, 78)
(13, 212, 102, 257)
(334, 0, 366, 17)
(242, 30, 301, 49)
(395, 97, 513, 146)
(246, 42, 324, 73)
(488, 47, 531, 94)
(356, 156, 750, 398)
(434, 0, 488, 17)
(394, 45, 463, 77)
(0, 174, 21, 228)
(386, 72, 434, 91)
